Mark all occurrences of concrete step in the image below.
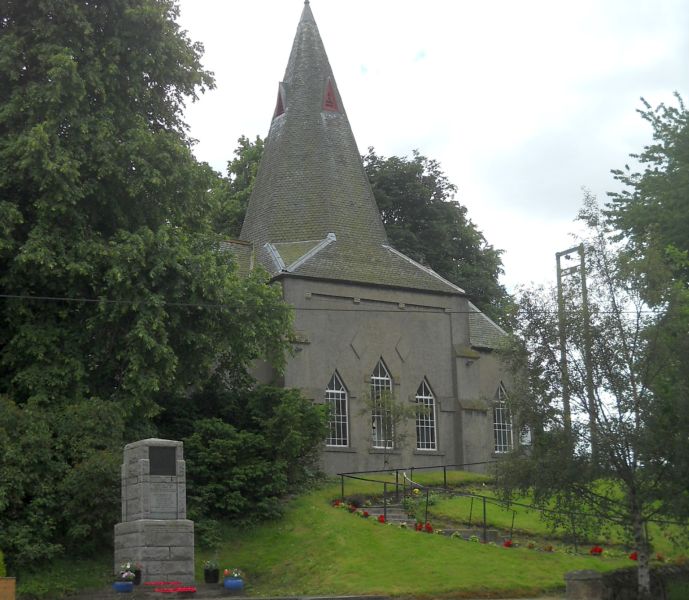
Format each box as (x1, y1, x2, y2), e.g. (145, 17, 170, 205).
(363, 505, 411, 523)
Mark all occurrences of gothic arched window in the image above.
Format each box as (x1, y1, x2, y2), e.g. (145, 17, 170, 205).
(325, 372, 348, 447)
(493, 383, 513, 453)
(371, 360, 393, 449)
(415, 379, 437, 451)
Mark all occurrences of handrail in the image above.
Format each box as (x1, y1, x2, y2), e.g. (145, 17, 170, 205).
(338, 464, 519, 542)
(401, 471, 423, 489)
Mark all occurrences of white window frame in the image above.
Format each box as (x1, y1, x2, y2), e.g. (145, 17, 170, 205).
(415, 379, 437, 451)
(325, 372, 348, 447)
(371, 360, 393, 449)
(493, 383, 513, 453)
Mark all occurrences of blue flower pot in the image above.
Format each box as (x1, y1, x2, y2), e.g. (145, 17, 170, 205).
(113, 581, 134, 593)
(223, 577, 244, 592)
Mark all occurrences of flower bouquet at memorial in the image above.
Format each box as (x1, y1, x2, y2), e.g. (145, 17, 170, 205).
(223, 568, 245, 593)
(119, 561, 142, 584)
(113, 565, 137, 593)
(203, 560, 219, 584)
(224, 568, 244, 579)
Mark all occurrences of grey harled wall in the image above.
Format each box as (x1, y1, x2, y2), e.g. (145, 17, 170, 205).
(277, 277, 500, 475)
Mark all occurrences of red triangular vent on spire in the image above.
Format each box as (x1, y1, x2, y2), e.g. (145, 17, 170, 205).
(323, 79, 339, 112)
(273, 84, 285, 119)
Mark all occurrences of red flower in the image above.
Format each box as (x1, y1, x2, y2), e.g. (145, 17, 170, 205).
(503, 539, 513, 548)
(590, 545, 603, 555)
(424, 522, 433, 533)
(362, 511, 369, 518)
(333, 499, 342, 507)
(415, 522, 423, 531)
(378, 515, 385, 523)
(629, 551, 638, 561)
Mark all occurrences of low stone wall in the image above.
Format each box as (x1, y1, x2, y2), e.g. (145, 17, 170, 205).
(566, 564, 689, 600)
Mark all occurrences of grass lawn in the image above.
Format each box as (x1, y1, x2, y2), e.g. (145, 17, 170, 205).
(18, 473, 681, 599)
(426, 488, 684, 557)
(196, 480, 628, 598)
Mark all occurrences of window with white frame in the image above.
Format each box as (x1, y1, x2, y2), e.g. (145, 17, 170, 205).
(371, 360, 393, 449)
(415, 379, 437, 451)
(493, 383, 513, 453)
(325, 372, 348, 447)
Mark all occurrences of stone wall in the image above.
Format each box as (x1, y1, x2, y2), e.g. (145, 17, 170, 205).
(566, 564, 689, 600)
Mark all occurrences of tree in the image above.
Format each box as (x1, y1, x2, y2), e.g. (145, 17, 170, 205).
(606, 93, 689, 302)
(178, 385, 326, 526)
(0, 0, 293, 568)
(363, 149, 510, 322)
(496, 198, 689, 599)
(606, 93, 689, 534)
(212, 135, 264, 237)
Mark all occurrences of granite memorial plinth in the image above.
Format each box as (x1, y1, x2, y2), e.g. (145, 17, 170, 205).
(114, 438, 194, 584)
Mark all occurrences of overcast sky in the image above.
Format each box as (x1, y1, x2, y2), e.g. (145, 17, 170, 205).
(177, 0, 689, 291)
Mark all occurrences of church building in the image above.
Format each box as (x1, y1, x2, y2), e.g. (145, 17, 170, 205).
(232, 1, 513, 475)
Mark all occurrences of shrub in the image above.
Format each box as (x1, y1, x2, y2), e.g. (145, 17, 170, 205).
(0, 549, 6, 576)
(0, 397, 124, 569)
(184, 386, 326, 523)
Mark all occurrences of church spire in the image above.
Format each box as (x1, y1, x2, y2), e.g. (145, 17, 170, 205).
(240, 2, 387, 248)
(239, 4, 462, 295)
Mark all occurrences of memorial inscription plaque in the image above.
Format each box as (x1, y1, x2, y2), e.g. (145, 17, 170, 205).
(149, 446, 176, 476)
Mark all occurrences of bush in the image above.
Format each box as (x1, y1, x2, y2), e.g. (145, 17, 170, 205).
(184, 386, 326, 523)
(0, 549, 6, 576)
(0, 397, 124, 569)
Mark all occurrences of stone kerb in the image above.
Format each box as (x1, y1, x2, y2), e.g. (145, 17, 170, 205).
(565, 570, 604, 599)
(114, 438, 194, 585)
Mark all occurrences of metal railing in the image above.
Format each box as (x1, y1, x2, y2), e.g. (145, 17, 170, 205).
(337, 461, 517, 543)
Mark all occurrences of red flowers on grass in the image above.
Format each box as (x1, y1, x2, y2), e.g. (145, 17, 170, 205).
(629, 551, 638, 561)
(503, 539, 513, 548)
(414, 521, 433, 532)
(590, 545, 603, 556)
(378, 515, 385, 523)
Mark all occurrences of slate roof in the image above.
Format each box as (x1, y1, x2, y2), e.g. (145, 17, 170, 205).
(238, 2, 463, 296)
(468, 302, 508, 349)
(219, 240, 253, 277)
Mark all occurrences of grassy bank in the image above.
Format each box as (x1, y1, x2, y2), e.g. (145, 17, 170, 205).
(196, 480, 627, 598)
(18, 473, 675, 599)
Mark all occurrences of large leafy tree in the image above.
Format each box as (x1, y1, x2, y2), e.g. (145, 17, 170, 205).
(606, 93, 689, 301)
(0, 0, 293, 567)
(212, 135, 264, 237)
(605, 93, 689, 531)
(497, 199, 689, 599)
(363, 149, 509, 321)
